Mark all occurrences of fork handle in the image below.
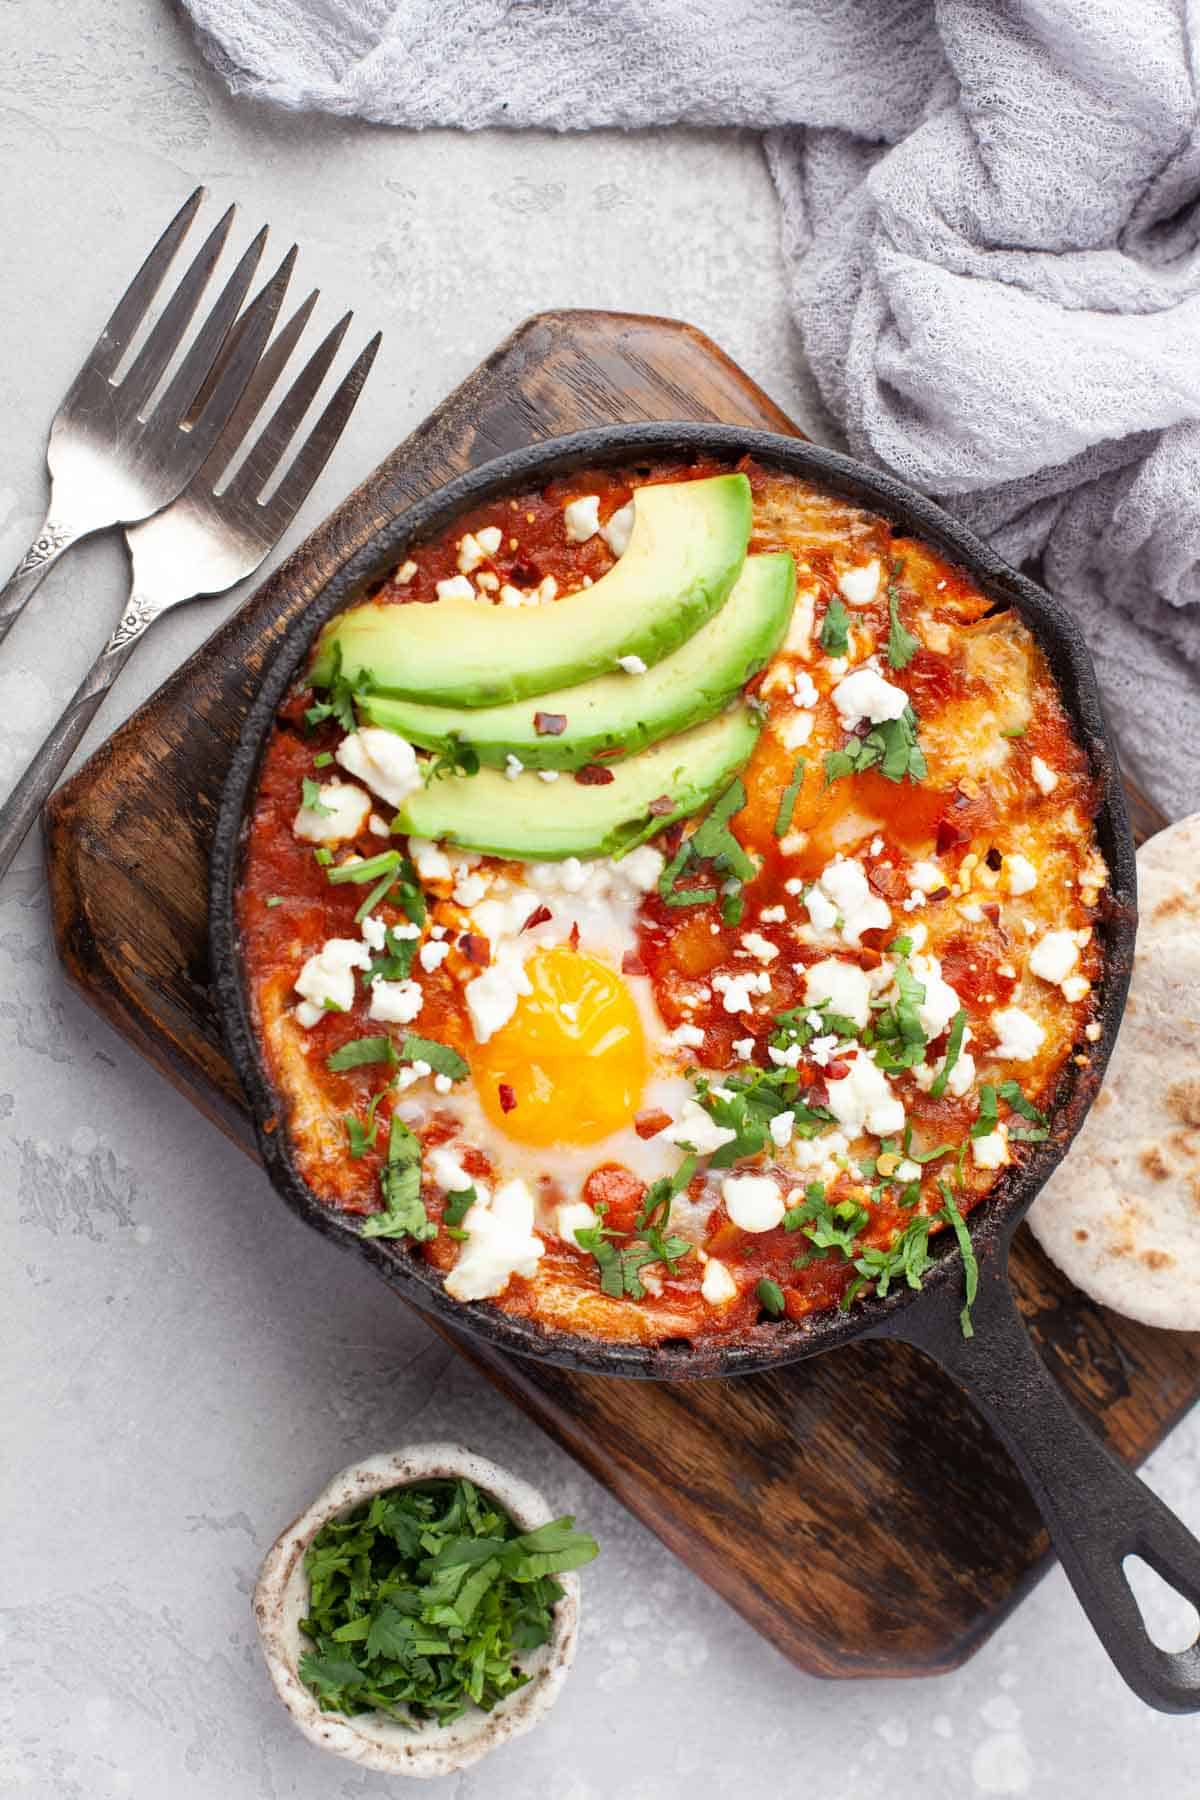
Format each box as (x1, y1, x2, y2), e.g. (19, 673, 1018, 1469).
(0, 606, 147, 881)
(0, 515, 83, 649)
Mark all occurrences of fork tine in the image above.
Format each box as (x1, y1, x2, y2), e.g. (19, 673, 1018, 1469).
(171, 245, 296, 472)
(118, 204, 239, 416)
(184, 279, 318, 445)
(148, 226, 277, 437)
(257, 333, 382, 529)
(226, 309, 352, 505)
(85, 187, 205, 384)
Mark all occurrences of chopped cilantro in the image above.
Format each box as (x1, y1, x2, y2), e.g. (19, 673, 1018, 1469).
(345, 1089, 387, 1158)
(970, 1083, 999, 1139)
(866, 946, 928, 1072)
(636, 1156, 696, 1235)
(265, 895, 285, 908)
(756, 1278, 786, 1317)
(364, 923, 419, 986)
(886, 585, 920, 670)
(304, 643, 374, 735)
(399, 1034, 469, 1082)
(824, 703, 926, 788)
(361, 1115, 434, 1240)
(999, 1079, 1050, 1142)
(425, 734, 481, 784)
(656, 779, 753, 911)
(442, 1186, 477, 1229)
(937, 1182, 978, 1337)
(313, 751, 334, 768)
(848, 1211, 936, 1301)
(301, 777, 335, 817)
(819, 595, 850, 656)
(1000, 724, 1026, 739)
(327, 1035, 398, 1072)
(297, 1477, 597, 1725)
(721, 890, 745, 926)
(327, 850, 403, 887)
(773, 757, 806, 839)
(929, 1008, 968, 1100)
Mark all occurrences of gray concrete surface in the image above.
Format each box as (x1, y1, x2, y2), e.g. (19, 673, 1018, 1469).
(2, 3, 1198, 1796)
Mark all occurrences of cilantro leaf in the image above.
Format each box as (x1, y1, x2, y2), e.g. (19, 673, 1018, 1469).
(327, 1035, 398, 1073)
(361, 1115, 434, 1241)
(345, 1089, 387, 1158)
(298, 1478, 598, 1725)
(820, 596, 850, 655)
(327, 850, 403, 887)
(304, 644, 375, 735)
(399, 1034, 469, 1082)
(656, 779, 754, 910)
(823, 703, 926, 789)
(937, 1181, 978, 1337)
(886, 585, 920, 670)
(425, 734, 481, 784)
(773, 757, 806, 839)
(301, 776, 335, 817)
(929, 1008, 968, 1100)
(756, 1278, 786, 1317)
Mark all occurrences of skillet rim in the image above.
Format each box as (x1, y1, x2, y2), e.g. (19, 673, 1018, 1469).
(209, 421, 1137, 1381)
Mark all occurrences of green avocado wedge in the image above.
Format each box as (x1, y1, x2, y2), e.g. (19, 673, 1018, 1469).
(392, 706, 763, 861)
(308, 473, 752, 707)
(357, 552, 795, 772)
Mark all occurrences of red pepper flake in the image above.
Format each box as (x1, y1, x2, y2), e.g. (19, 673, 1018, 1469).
(936, 816, 970, 854)
(662, 821, 685, 854)
(826, 1060, 850, 1082)
(521, 904, 553, 933)
(498, 1083, 517, 1113)
(509, 559, 540, 586)
(635, 1108, 673, 1140)
(981, 903, 1001, 926)
(575, 763, 615, 785)
(569, 921, 581, 949)
(621, 948, 646, 976)
(985, 846, 1003, 871)
(459, 932, 491, 966)
(534, 712, 567, 736)
(648, 794, 675, 816)
(927, 885, 951, 902)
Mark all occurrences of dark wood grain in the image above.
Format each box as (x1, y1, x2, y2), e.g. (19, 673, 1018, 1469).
(44, 309, 1200, 1680)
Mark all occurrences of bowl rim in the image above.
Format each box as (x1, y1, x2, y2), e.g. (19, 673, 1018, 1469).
(254, 1442, 581, 1779)
(210, 420, 1136, 1381)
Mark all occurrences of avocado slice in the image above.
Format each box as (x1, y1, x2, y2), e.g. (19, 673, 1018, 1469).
(392, 707, 762, 861)
(309, 473, 752, 708)
(357, 552, 795, 771)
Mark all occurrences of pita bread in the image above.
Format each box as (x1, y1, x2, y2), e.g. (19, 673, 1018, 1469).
(1027, 812, 1200, 1330)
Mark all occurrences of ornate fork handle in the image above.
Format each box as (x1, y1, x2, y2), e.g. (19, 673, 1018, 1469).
(0, 596, 155, 880)
(0, 516, 82, 650)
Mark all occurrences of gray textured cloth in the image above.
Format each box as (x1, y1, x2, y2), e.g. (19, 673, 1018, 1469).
(184, 0, 1200, 816)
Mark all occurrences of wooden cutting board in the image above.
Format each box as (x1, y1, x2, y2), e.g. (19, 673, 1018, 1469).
(44, 309, 1200, 1679)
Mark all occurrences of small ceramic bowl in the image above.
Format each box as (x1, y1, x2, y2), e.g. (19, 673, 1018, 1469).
(254, 1443, 581, 1779)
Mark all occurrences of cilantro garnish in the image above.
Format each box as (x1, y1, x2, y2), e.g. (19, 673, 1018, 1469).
(929, 1008, 968, 1100)
(773, 756, 806, 839)
(400, 1034, 469, 1082)
(936, 1182, 978, 1337)
(656, 778, 754, 912)
(756, 1278, 785, 1317)
(636, 1156, 696, 1236)
(425, 734, 481, 784)
(297, 1477, 597, 1725)
(304, 644, 374, 734)
(768, 1000, 858, 1059)
(695, 1066, 834, 1167)
(327, 849, 403, 887)
(864, 947, 928, 1072)
(573, 1204, 690, 1298)
(820, 596, 850, 655)
(364, 923, 419, 986)
(970, 1083, 999, 1139)
(345, 1089, 387, 1158)
(886, 583, 920, 671)
(301, 776, 335, 817)
(327, 1035, 398, 1072)
(721, 890, 745, 926)
(265, 895, 285, 908)
(788, 1187, 870, 1263)
(824, 703, 927, 788)
(443, 1185, 477, 1229)
(998, 1079, 1050, 1142)
(361, 1115, 434, 1240)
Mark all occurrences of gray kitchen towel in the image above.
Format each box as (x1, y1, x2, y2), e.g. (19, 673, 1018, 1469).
(184, 0, 1200, 816)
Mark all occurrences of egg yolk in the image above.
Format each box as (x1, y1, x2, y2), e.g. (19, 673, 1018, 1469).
(476, 945, 647, 1147)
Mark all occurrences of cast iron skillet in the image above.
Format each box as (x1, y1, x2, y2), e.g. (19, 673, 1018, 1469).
(211, 422, 1200, 1711)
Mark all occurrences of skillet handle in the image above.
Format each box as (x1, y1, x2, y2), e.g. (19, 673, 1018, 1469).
(886, 1261, 1200, 1712)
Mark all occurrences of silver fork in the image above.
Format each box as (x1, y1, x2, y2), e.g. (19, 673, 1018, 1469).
(0, 298, 381, 878)
(0, 187, 293, 647)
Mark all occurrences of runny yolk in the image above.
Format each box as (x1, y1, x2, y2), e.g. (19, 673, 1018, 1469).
(475, 945, 647, 1147)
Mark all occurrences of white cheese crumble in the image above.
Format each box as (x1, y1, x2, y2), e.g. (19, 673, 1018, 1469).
(464, 949, 533, 1044)
(368, 812, 390, 838)
(476, 526, 502, 556)
(292, 779, 370, 844)
(444, 1179, 545, 1302)
(831, 666, 909, 732)
(666, 1099, 738, 1156)
(740, 931, 779, 964)
(991, 1006, 1046, 1061)
(504, 754, 524, 781)
(293, 938, 371, 1028)
(537, 769, 560, 783)
(1062, 974, 1092, 1003)
(408, 836, 453, 882)
(791, 670, 819, 708)
(731, 1036, 755, 1060)
(556, 1199, 599, 1244)
(427, 1145, 473, 1194)
(722, 1174, 786, 1233)
(336, 728, 422, 808)
(1005, 853, 1038, 896)
(908, 860, 943, 892)
(360, 914, 387, 952)
(804, 957, 871, 1031)
(768, 1111, 795, 1149)
(368, 978, 424, 1025)
(838, 561, 881, 607)
(418, 939, 451, 973)
(825, 1052, 905, 1137)
(601, 500, 635, 558)
(456, 533, 485, 574)
(394, 560, 417, 585)
(806, 856, 891, 948)
(668, 1022, 706, 1050)
(1029, 930, 1079, 986)
(972, 1125, 1010, 1170)
(1030, 755, 1059, 796)
(712, 970, 772, 1014)
(436, 574, 477, 602)
(563, 495, 601, 542)
(617, 653, 648, 674)
(778, 711, 814, 750)
(700, 1256, 738, 1306)
(910, 954, 962, 1040)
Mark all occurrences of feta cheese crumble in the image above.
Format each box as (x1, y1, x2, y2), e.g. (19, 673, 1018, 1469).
(722, 1174, 786, 1233)
(1030, 755, 1059, 796)
(368, 978, 424, 1025)
(336, 728, 422, 808)
(1029, 930, 1079, 986)
(293, 938, 371, 1028)
(700, 1256, 738, 1306)
(825, 1052, 905, 1137)
(444, 1179, 545, 1302)
(991, 1006, 1046, 1061)
(292, 779, 370, 844)
(838, 561, 881, 606)
(831, 666, 909, 732)
(601, 501, 635, 558)
(563, 495, 601, 543)
(804, 957, 871, 1030)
